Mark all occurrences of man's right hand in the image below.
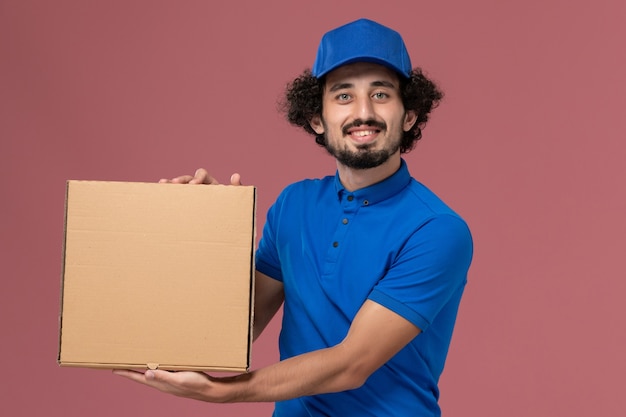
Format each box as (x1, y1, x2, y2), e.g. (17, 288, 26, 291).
(158, 169, 242, 185)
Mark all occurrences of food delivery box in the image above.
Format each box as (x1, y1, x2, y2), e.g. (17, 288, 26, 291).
(58, 180, 256, 372)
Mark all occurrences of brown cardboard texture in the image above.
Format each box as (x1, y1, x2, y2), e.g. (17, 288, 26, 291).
(58, 181, 255, 372)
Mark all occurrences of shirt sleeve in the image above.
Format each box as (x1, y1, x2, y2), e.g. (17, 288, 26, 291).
(368, 214, 473, 332)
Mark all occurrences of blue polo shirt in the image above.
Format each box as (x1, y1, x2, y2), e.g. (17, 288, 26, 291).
(256, 159, 473, 417)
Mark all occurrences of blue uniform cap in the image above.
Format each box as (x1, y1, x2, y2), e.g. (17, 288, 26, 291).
(312, 18, 412, 79)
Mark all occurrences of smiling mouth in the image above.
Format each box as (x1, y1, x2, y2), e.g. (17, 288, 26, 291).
(342, 119, 386, 138)
(347, 129, 381, 146)
(351, 130, 379, 137)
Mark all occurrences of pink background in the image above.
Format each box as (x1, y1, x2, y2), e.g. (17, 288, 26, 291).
(2, 1, 625, 415)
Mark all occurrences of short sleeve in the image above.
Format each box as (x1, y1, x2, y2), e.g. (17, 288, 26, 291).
(368, 214, 473, 332)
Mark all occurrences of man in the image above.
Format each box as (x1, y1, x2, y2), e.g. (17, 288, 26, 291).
(115, 18, 473, 416)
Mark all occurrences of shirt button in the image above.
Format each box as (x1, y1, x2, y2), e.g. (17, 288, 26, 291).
(333, 241, 339, 248)
(347, 195, 354, 201)
(363, 200, 369, 206)
(342, 218, 348, 225)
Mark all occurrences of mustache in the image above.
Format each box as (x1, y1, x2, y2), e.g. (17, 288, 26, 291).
(342, 119, 386, 136)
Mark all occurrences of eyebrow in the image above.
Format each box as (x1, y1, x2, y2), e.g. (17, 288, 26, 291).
(371, 80, 397, 89)
(328, 80, 397, 92)
(328, 83, 353, 92)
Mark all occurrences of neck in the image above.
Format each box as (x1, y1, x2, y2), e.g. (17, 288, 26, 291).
(337, 154, 401, 192)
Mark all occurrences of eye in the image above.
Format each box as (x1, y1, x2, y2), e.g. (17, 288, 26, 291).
(336, 93, 351, 101)
(373, 92, 389, 99)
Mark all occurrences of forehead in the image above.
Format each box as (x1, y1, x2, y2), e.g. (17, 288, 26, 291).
(323, 62, 400, 90)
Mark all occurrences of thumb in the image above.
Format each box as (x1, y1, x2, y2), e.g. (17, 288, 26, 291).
(230, 173, 243, 186)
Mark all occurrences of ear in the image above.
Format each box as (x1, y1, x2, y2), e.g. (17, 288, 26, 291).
(309, 115, 325, 135)
(403, 110, 418, 132)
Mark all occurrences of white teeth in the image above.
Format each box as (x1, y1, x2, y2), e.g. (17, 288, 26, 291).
(353, 130, 376, 137)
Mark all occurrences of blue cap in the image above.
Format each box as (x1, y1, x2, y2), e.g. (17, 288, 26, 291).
(312, 19, 412, 79)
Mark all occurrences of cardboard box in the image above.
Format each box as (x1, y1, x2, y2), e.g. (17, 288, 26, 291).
(58, 180, 256, 372)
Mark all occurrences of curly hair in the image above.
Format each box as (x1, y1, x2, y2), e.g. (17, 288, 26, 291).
(280, 68, 443, 153)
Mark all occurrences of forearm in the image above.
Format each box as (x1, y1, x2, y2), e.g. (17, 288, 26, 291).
(252, 271, 285, 342)
(210, 342, 362, 403)
(202, 300, 419, 403)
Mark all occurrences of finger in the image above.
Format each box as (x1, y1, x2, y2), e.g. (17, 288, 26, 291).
(230, 173, 243, 186)
(158, 175, 195, 184)
(189, 168, 220, 185)
(113, 369, 167, 387)
(113, 369, 149, 382)
(145, 369, 167, 381)
(160, 174, 207, 184)
(171, 175, 195, 184)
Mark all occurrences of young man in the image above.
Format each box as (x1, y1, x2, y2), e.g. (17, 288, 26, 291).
(115, 18, 473, 416)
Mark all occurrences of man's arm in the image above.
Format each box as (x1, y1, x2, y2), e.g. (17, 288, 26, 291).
(114, 298, 420, 403)
(252, 271, 284, 341)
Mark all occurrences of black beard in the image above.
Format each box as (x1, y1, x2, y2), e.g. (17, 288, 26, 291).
(322, 119, 401, 170)
(326, 143, 399, 169)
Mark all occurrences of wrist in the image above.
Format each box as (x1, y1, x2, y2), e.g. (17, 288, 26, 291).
(204, 372, 254, 403)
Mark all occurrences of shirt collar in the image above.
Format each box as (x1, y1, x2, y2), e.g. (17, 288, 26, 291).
(334, 159, 412, 205)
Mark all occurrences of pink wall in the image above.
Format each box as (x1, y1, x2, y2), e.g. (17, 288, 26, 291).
(2, 1, 625, 415)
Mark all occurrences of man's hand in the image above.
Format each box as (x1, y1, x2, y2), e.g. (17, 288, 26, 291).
(112, 369, 243, 403)
(158, 169, 242, 186)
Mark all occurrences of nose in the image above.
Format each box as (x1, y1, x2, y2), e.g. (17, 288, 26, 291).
(355, 95, 375, 120)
